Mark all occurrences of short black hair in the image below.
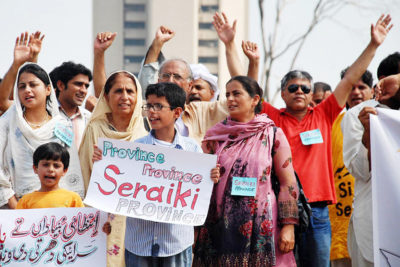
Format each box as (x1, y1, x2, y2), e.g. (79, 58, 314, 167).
(226, 76, 263, 114)
(33, 142, 70, 170)
(340, 67, 373, 87)
(377, 52, 400, 79)
(145, 82, 186, 109)
(313, 82, 331, 93)
(49, 61, 92, 97)
(19, 64, 50, 86)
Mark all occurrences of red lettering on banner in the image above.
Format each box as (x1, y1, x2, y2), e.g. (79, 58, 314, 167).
(97, 165, 202, 209)
(167, 184, 174, 204)
(133, 183, 148, 198)
(96, 164, 119, 195)
(191, 188, 200, 210)
(173, 182, 191, 208)
(118, 183, 133, 197)
(146, 186, 164, 202)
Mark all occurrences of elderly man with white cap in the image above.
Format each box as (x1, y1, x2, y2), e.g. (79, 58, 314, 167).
(189, 64, 219, 103)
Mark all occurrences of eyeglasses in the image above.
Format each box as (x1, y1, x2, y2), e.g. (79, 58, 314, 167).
(142, 103, 172, 112)
(287, 84, 311, 94)
(159, 73, 187, 82)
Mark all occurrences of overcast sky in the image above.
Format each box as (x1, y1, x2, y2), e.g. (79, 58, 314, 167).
(0, 0, 93, 78)
(249, 0, 400, 107)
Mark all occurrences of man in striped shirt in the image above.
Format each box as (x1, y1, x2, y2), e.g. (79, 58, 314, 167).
(124, 83, 219, 266)
(49, 61, 92, 148)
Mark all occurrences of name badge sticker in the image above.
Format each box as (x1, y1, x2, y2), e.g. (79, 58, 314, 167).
(231, 177, 257, 197)
(300, 129, 323, 145)
(54, 122, 74, 147)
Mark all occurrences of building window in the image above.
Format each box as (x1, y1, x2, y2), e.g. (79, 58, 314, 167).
(199, 39, 218, 48)
(199, 57, 218, 64)
(199, 22, 214, 30)
(200, 5, 218, 13)
(124, 21, 145, 29)
(124, 56, 143, 64)
(124, 4, 145, 12)
(124, 38, 145, 46)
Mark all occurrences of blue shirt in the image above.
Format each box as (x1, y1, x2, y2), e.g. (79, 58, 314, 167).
(125, 130, 202, 257)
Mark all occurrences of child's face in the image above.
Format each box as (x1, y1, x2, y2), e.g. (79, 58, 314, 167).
(33, 159, 68, 192)
(145, 95, 182, 130)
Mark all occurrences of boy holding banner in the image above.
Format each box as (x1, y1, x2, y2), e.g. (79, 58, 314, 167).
(16, 142, 84, 209)
(92, 82, 220, 266)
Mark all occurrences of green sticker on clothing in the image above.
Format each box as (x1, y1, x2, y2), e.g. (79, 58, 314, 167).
(54, 122, 73, 147)
(231, 177, 257, 196)
(300, 128, 323, 145)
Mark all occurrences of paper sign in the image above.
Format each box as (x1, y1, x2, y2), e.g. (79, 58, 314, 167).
(0, 208, 107, 266)
(300, 129, 323, 145)
(84, 138, 217, 226)
(231, 177, 257, 196)
(370, 108, 400, 267)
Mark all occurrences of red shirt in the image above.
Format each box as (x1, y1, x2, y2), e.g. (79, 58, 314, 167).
(262, 94, 343, 203)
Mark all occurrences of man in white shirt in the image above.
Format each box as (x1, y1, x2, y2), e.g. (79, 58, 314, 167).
(342, 52, 400, 267)
(49, 62, 92, 148)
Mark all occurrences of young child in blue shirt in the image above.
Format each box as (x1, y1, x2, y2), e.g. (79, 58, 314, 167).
(93, 82, 219, 266)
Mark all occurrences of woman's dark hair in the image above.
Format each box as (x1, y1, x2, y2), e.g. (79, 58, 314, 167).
(226, 76, 263, 114)
(18, 64, 52, 108)
(33, 142, 70, 170)
(18, 64, 51, 86)
(104, 72, 137, 95)
(145, 82, 186, 109)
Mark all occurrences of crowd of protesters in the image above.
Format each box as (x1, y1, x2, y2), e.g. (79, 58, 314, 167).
(0, 10, 398, 267)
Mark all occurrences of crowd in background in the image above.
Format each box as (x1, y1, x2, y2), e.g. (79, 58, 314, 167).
(0, 11, 399, 267)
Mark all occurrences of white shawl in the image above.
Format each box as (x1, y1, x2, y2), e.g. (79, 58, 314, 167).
(0, 63, 85, 206)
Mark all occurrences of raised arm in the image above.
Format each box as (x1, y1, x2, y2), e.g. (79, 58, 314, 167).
(0, 31, 44, 112)
(242, 41, 260, 81)
(333, 14, 392, 107)
(376, 73, 400, 106)
(143, 26, 175, 65)
(29, 31, 45, 63)
(93, 32, 116, 97)
(213, 12, 244, 77)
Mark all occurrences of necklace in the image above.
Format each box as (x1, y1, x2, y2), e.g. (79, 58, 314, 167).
(23, 112, 51, 129)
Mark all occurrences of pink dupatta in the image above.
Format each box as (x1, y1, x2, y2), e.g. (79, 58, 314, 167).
(202, 114, 275, 216)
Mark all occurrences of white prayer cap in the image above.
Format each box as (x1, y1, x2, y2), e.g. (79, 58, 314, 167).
(190, 64, 219, 101)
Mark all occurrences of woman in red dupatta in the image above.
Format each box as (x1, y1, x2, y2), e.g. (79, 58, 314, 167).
(193, 76, 299, 267)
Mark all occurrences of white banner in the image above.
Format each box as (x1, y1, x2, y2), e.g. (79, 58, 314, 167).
(0, 208, 107, 266)
(371, 108, 400, 267)
(84, 138, 217, 226)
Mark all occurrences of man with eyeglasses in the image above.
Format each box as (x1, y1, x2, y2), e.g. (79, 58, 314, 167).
(260, 15, 392, 267)
(138, 26, 219, 104)
(94, 30, 228, 145)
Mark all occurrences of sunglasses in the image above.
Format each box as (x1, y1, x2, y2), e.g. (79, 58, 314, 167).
(287, 84, 311, 94)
